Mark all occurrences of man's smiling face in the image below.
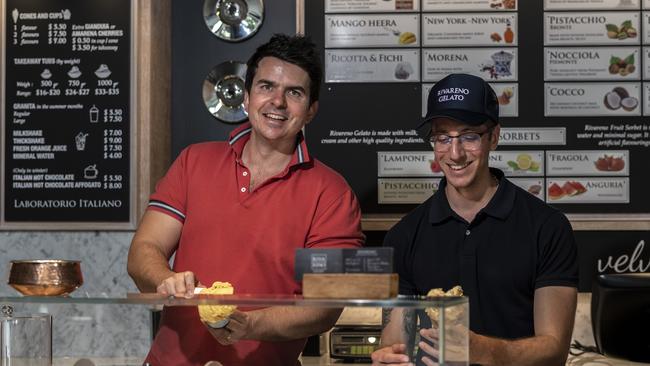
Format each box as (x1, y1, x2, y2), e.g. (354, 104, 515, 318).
(244, 56, 318, 145)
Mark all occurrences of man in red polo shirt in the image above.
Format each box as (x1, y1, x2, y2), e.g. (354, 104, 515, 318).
(127, 34, 364, 365)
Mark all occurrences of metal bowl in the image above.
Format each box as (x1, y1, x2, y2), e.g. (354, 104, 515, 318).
(8, 260, 83, 296)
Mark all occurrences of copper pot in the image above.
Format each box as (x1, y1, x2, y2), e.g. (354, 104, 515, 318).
(8, 260, 83, 296)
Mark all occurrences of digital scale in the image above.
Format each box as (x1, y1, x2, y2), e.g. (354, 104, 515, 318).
(329, 325, 382, 361)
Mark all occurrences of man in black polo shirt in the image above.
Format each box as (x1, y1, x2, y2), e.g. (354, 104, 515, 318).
(371, 74, 578, 366)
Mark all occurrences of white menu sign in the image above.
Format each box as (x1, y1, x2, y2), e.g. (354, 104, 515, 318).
(643, 47, 650, 80)
(544, 47, 641, 81)
(422, 13, 517, 46)
(544, 0, 640, 10)
(325, 49, 420, 83)
(645, 0, 650, 9)
(377, 151, 440, 177)
(423, 0, 517, 11)
(546, 178, 629, 203)
(546, 150, 629, 176)
(544, 12, 640, 45)
(643, 12, 650, 45)
(422, 83, 518, 117)
(378, 178, 441, 204)
(325, 14, 420, 48)
(644, 83, 650, 116)
(544, 82, 642, 116)
(422, 48, 518, 82)
(509, 178, 545, 200)
(489, 151, 544, 176)
(499, 127, 567, 145)
(325, 0, 420, 13)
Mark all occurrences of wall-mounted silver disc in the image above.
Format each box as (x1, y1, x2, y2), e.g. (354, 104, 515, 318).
(202, 61, 248, 123)
(203, 0, 263, 42)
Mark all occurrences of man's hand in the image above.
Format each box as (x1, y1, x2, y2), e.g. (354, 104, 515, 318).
(156, 270, 197, 298)
(418, 325, 469, 365)
(205, 310, 252, 345)
(371, 344, 414, 366)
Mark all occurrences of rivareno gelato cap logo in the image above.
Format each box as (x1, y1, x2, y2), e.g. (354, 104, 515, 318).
(437, 87, 471, 103)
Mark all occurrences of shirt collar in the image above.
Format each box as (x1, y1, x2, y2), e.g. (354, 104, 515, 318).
(428, 168, 515, 224)
(228, 122, 312, 167)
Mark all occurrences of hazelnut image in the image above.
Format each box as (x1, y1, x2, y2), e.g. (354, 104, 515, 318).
(625, 64, 635, 74)
(619, 69, 629, 76)
(609, 64, 620, 74)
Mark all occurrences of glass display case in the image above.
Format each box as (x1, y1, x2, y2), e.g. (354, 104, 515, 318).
(1, 294, 469, 366)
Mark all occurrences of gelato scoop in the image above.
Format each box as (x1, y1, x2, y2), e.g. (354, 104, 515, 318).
(41, 69, 52, 79)
(68, 66, 82, 79)
(94, 64, 111, 79)
(394, 62, 413, 80)
(196, 281, 237, 328)
(425, 285, 464, 327)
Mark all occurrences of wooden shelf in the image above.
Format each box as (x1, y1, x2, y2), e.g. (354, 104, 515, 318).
(362, 214, 650, 231)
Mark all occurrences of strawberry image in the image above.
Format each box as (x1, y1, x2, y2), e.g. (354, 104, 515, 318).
(594, 155, 625, 171)
(609, 157, 625, 171)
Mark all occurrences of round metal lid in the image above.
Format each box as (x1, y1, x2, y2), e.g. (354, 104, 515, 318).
(202, 61, 248, 123)
(203, 0, 264, 42)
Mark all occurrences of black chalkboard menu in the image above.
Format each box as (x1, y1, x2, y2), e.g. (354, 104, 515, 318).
(1, 0, 133, 228)
(304, 0, 650, 218)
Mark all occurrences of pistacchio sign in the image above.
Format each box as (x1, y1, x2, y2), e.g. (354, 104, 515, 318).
(1, 0, 134, 229)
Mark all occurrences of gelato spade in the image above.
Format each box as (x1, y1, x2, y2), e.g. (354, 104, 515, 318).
(197, 281, 237, 328)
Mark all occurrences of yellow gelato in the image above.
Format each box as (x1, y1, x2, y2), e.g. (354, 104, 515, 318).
(425, 285, 464, 327)
(197, 281, 237, 328)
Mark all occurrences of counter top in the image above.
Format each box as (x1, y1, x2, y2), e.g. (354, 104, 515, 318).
(302, 354, 650, 366)
(48, 354, 649, 366)
(1, 293, 467, 307)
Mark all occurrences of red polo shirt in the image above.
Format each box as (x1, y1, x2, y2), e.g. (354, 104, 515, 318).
(145, 123, 364, 366)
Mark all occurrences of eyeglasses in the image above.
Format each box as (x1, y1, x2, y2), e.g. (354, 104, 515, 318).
(429, 129, 492, 152)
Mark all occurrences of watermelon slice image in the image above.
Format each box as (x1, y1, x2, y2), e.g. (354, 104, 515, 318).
(568, 181, 587, 195)
(561, 181, 578, 196)
(548, 183, 565, 200)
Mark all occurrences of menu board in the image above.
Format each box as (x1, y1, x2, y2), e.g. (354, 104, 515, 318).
(1, 0, 133, 228)
(305, 0, 650, 217)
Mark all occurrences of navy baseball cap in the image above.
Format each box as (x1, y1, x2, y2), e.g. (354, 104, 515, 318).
(420, 73, 499, 128)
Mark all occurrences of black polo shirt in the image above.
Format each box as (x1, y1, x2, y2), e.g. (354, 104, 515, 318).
(384, 168, 578, 339)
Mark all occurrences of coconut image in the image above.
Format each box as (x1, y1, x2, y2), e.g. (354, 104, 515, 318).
(620, 96, 638, 111)
(604, 91, 621, 110)
(612, 87, 628, 98)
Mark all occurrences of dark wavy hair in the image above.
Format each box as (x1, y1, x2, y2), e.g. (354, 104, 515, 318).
(245, 34, 322, 104)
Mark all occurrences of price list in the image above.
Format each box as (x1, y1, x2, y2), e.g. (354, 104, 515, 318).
(2, 0, 132, 226)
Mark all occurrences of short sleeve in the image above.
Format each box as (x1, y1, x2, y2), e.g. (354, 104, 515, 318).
(384, 222, 418, 296)
(535, 211, 579, 289)
(305, 186, 364, 249)
(147, 147, 190, 223)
